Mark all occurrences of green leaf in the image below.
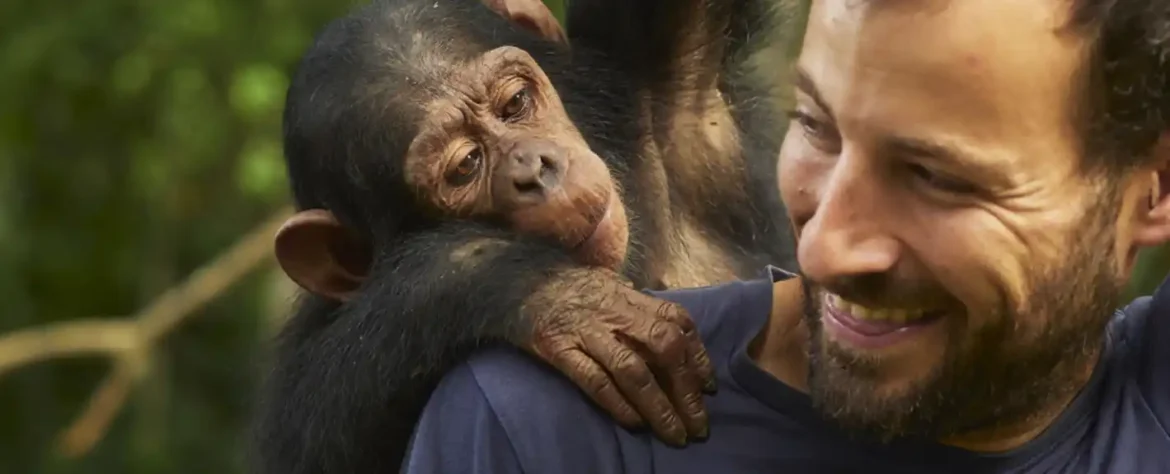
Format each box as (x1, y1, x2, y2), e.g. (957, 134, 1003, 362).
(236, 137, 288, 200)
(0, 153, 10, 249)
(129, 140, 173, 203)
(270, 22, 312, 61)
(229, 64, 289, 121)
(182, 0, 222, 38)
(111, 52, 153, 98)
(159, 67, 230, 171)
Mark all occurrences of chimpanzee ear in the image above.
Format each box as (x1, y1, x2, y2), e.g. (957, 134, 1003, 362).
(484, 0, 569, 45)
(274, 209, 372, 302)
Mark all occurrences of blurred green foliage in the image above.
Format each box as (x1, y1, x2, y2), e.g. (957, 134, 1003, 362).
(0, 0, 1164, 473)
(0, 0, 366, 472)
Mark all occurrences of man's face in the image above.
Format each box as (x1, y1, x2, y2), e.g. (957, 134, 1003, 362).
(778, 0, 1146, 441)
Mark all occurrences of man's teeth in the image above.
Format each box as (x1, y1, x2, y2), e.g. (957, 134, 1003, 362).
(828, 294, 929, 323)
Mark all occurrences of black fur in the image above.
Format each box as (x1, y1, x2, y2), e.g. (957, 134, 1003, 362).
(252, 0, 792, 473)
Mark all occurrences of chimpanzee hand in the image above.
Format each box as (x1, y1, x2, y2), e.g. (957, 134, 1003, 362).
(480, 0, 569, 44)
(521, 267, 717, 446)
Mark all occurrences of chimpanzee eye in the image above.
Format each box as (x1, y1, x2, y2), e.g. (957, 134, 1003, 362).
(448, 148, 483, 186)
(500, 87, 531, 121)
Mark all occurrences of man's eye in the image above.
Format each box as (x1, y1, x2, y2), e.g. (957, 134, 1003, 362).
(448, 148, 483, 186)
(500, 87, 531, 121)
(796, 113, 826, 138)
(906, 163, 978, 195)
(788, 110, 841, 153)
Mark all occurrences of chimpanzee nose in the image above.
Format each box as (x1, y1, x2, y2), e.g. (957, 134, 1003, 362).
(495, 140, 566, 207)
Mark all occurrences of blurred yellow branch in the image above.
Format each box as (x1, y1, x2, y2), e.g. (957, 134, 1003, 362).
(0, 320, 138, 377)
(59, 357, 144, 457)
(0, 206, 295, 458)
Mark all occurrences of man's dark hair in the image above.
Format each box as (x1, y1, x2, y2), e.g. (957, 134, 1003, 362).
(1070, 0, 1170, 172)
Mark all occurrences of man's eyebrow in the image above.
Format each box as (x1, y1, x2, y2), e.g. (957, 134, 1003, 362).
(882, 135, 966, 162)
(880, 134, 1008, 183)
(794, 66, 836, 120)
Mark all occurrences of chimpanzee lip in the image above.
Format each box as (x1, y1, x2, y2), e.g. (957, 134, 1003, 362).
(573, 196, 615, 251)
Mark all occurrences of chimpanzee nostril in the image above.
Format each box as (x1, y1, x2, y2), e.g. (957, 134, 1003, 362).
(536, 154, 561, 188)
(494, 140, 568, 207)
(510, 152, 545, 193)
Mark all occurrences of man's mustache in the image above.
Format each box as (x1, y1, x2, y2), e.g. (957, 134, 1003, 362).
(804, 273, 956, 311)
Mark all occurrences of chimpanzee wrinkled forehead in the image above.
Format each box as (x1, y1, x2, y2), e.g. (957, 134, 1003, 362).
(281, 0, 562, 233)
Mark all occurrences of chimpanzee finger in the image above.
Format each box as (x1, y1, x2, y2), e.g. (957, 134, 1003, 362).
(628, 318, 709, 440)
(548, 348, 645, 429)
(580, 331, 688, 446)
(653, 301, 717, 393)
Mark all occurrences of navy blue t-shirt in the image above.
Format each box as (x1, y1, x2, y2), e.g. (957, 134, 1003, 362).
(402, 267, 1170, 473)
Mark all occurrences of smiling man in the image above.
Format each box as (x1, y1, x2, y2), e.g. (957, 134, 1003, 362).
(402, 0, 1170, 472)
(772, 0, 1169, 457)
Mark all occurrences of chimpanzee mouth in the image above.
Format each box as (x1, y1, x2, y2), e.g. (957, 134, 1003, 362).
(574, 199, 615, 251)
(567, 193, 625, 270)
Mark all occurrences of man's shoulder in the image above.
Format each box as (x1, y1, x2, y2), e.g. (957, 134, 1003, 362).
(408, 267, 790, 472)
(647, 266, 792, 353)
(460, 346, 615, 429)
(1114, 275, 1170, 427)
(417, 346, 636, 472)
(404, 346, 631, 473)
(1113, 276, 1165, 372)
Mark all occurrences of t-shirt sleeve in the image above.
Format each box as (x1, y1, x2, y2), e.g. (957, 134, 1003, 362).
(400, 363, 525, 474)
(402, 348, 639, 474)
(1135, 279, 1170, 430)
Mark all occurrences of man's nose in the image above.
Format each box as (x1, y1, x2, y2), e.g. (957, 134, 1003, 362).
(797, 157, 902, 285)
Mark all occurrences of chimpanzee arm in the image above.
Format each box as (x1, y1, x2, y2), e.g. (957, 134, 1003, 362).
(567, 0, 795, 273)
(253, 224, 568, 473)
(565, 0, 747, 84)
(252, 222, 714, 474)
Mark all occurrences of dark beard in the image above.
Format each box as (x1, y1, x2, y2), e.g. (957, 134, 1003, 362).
(803, 196, 1126, 443)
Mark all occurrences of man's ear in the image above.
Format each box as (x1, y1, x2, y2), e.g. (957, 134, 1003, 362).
(274, 209, 372, 302)
(1133, 133, 1170, 248)
(483, 0, 569, 45)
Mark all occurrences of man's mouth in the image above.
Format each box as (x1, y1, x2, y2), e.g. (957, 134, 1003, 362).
(822, 293, 946, 348)
(828, 294, 943, 325)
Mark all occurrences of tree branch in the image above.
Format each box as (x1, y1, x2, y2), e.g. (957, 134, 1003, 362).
(0, 320, 138, 378)
(58, 356, 144, 457)
(0, 206, 296, 458)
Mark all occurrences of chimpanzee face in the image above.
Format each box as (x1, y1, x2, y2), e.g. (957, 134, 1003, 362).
(403, 46, 629, 270)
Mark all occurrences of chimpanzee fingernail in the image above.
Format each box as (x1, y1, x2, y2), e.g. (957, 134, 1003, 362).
(696, 426, 710, 440)
(704, 378, 718, 393)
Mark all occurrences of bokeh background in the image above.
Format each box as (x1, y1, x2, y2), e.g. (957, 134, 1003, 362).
(1, 0, 1165, 473)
